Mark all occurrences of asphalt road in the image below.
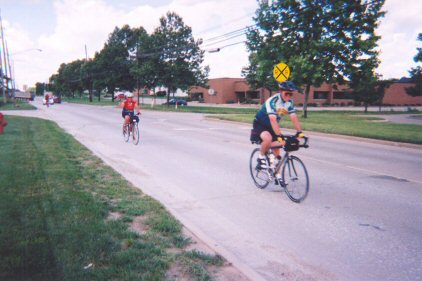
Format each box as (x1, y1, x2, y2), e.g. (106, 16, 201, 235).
(5, 100, 422, 281)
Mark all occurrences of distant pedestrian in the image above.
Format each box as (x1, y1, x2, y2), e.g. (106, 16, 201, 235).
(45, 94, 50, 107)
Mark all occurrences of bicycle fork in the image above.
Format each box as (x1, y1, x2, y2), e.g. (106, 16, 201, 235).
(273, 158, 287, 187)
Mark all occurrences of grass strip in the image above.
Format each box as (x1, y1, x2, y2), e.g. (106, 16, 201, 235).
(63, 96, 258, 114)
(0, 116, 224, 281)
(0, 100, 36, 110)
(211, 111, 422, 144)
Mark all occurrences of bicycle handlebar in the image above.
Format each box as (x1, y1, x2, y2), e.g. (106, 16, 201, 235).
(300, 136, 309, 148)
(270, 134, 309, 150)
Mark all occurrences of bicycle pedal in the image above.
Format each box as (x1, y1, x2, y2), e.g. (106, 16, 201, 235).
(275, 178, 286, 187)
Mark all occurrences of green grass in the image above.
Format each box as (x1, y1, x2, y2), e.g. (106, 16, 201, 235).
(0, 100, 36, 110)
(63, 96, 258, 114)
(0, 116, 226, 281)
(63, 96, 118, 106)
(212, 111, 422, 144)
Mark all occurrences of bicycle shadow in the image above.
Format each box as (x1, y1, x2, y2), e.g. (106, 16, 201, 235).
(265, 184, 287, 193)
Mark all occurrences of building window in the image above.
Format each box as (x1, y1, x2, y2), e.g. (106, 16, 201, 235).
(333, 91, 353, 99)
(190, 92, 203, 101)
(314, 91, 329, 99)
(247, 91, 259, 99)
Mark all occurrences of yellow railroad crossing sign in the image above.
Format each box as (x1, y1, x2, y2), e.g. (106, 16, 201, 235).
(273, 62, 290, 82)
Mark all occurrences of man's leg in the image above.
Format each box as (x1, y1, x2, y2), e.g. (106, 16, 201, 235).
(260, 131, 273, 155)
(123, 115, 130, 130)
(256, 131, 273, 170)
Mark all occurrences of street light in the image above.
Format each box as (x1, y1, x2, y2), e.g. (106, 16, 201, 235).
(207, 48, 221, 53)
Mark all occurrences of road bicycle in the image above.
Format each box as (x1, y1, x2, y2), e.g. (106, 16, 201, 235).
(123, 113, 140, 145)
(249, 135, 310, 203)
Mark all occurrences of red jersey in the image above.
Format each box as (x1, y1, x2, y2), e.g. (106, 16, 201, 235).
(123, 99, 138, 111)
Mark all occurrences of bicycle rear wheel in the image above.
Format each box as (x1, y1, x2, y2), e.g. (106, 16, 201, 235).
(132, 122, 139, 145)
(249, 148, 270, 189)
(282, 155, 309, 203)
(123, 124, 130, 142)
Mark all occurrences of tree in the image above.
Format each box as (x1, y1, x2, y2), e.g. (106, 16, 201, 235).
(406, 33, 422, 97)
(129, 27, 159, 104)
(35, 82, 45, 96)
(374, 79, 394, 111)
(241, 51, 278, 101)
(245, 0, 385, 117)
(80, 59, 96, 102)
(52, 60, 85, 98)
(94, 25, 137, 102)
(153, 12, 208, 106)
(350, 65, 378, 112)
(350, 66, 393, 113)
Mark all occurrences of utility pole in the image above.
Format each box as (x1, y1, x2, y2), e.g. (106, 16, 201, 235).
(0, 11, 8, 103)
(137, 44, 140, 104)
(5, 41, 14, 102)
(84, 44, 93, 102)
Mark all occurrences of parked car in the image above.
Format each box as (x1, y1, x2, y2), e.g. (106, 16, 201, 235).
(116, 93, 125, 100)
(115, 91, 133, 100)
(165, 99, 188, 106)
(53, 96, 61, 104)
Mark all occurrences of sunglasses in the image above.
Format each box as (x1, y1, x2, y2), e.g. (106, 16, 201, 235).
(284, 92, 293, 96)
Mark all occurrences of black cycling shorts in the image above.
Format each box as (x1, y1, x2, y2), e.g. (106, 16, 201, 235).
(122, 110, 135, 118)
(252, 119, 278, 143)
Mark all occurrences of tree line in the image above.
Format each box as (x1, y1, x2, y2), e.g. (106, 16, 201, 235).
(36, 12, 208, 105)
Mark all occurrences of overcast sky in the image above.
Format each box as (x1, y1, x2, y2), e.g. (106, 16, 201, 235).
(1, 0, 422, 89)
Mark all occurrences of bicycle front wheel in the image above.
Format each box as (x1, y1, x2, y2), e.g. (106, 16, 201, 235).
(123, 125, 130, 142)
(132, 122, 139, 145)
(282, 155, 309, 203)
(249, 148, 270, 189)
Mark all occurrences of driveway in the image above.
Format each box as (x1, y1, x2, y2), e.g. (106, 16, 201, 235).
(365, 114, 422, 125)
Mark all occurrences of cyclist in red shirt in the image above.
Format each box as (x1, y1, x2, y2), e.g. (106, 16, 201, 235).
(120, 92, 141, 129)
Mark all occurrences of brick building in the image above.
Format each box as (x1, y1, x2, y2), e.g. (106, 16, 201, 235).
(189, 78, 422, 106)
(189, 78, 256, 104)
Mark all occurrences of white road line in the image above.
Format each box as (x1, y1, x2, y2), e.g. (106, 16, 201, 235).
(173, 127, 221, 131)
(305, 156, 422, 185)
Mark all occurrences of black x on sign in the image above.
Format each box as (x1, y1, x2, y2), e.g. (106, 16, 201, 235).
(273, 63, 291, 82)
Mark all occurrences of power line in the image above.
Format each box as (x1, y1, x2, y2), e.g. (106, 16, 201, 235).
(203, 26, 253, 43)
(203, 32, 248, 47)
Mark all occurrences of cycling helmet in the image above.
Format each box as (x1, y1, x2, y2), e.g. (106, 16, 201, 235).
(278, 81, 297, 91)
(126, 92, 134, 98)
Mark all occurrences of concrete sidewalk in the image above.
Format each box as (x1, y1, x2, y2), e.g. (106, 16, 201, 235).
(188, 101, 422, 112)
(360, 114, 422, 125)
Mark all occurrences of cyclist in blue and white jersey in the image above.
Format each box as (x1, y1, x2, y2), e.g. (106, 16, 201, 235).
(252, 81, 305, 170)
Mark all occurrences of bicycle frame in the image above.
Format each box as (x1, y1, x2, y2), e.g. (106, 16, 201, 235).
(267, 136, 308, 176)
(249, 135, 309, 202)
(123, 113, 140, 145)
